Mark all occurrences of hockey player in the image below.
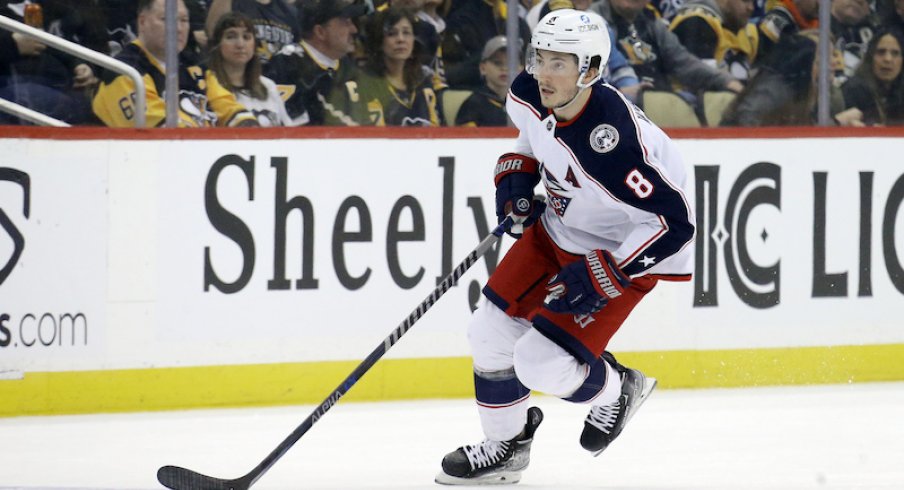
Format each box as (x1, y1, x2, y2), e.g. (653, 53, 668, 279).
(436, 9, 695, 485)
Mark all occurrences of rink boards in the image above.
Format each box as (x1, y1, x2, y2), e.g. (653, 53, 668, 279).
(1, 126, 903, 416)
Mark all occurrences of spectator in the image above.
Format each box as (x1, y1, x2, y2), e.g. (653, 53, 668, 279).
(43, 0, 110, 55)
(264, 0, 366, 125)
(441, 0, 531, 89)
(757, 0, 819, 61)
(206, 0, 300, 62)
(420, 0, 450, 34)
(650, 0, 688, 19)
(837, 27, 904, 125)
(671, 0, 759, 82)
(374, 0, 448, 91)
(526, 0, 594, 29)
(721, 31, 844, 125)
(603, 24, 645, 101)
(831, 0, 878, 85)
(209, 12, 293, 126)
(186, 0, 210, 53)
(102, 0, 209, 59)
(354, 7, 440, 125)
(0, 1, 97, 125)
(590, 0, 744, 96)
(92, 0, 257, 127)
(455, 35, 516, 126)
(100, 0, 140, 57)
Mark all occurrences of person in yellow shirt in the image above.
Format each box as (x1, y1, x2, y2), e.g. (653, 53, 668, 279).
(670, 0, 759, 82)
(93, 0, 256, 127)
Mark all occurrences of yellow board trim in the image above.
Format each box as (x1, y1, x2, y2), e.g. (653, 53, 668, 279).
(2, 344, 903, 417)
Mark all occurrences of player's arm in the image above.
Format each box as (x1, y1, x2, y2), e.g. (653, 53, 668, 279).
(576, 101, 695, 278)
(493, 102, 543, 232)
(543, 161, 693, 315)
(607, 161, 695, 278)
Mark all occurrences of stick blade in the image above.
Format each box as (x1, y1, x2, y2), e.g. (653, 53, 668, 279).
(157, 465, 248, 490)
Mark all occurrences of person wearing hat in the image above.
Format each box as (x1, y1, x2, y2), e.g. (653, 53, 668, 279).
(265, 0, 368, 125)
(206, 0, 301, 62)
(454, 35, 518, 126)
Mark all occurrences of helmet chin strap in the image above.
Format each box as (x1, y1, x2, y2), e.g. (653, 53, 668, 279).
(553, 85, 589, 112)
(553, 70, 592, 112)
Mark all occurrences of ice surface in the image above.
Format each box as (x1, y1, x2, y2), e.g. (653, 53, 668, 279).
(1, 382, 902, 489)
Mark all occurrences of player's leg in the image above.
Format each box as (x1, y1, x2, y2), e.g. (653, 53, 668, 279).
(437, 223, 559, 485)
(436, 300, 543, 485)
(529, 274, 660, 455)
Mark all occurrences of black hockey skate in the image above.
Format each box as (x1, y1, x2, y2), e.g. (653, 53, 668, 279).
(580, 354, 656, 456)
(435, 406, 544, 485)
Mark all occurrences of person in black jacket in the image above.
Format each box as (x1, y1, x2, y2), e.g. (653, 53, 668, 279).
(0, 1, 98, 124)
(838, 27, 904, 125)
(454, 35, 517, 126)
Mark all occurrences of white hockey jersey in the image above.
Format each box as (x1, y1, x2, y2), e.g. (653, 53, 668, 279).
(506, 71, 695, 280)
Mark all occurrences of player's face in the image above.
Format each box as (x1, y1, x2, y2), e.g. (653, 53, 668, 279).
(219, 26, 256, 68)
(139, 0, 189, 59)
(383, 18, 415, 63)
(872, 34, 903, 84)
(532, 49, 581, 108)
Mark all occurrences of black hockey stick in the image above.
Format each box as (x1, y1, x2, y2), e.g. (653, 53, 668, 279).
(157, 204, 540, 490)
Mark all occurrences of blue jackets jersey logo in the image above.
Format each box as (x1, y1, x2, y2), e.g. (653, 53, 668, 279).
(589, 124, 619, 153)
(543, 168, 573, 218)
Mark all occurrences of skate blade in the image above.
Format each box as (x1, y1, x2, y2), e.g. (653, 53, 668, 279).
(434, 470, 522, 486)
(623, 375, 657, 427)
(590, 376, 657, 457)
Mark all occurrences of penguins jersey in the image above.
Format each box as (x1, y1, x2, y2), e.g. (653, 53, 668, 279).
(506, 71, 695, 280)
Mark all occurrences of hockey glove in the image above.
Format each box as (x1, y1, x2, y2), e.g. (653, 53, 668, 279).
(544, 250, 631, 316)
(495, 152, 541, 238)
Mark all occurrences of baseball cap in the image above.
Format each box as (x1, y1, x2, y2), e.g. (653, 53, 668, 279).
(301, 0, 368, 36)
(481, 35, 508, 61)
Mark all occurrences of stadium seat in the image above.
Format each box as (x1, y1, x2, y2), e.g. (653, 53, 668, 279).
(703, 91, 736, 127)
(640, 91, 701, 128)
(442, 89, 473, 126)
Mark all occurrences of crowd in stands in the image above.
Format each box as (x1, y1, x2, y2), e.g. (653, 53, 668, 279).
(1, 0, 903, 127)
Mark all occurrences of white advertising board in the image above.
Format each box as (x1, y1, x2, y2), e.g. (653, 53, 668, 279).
(0, 141, 108, 372)
(154, 138, 511, 365)
(1, 134, 902, 372)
